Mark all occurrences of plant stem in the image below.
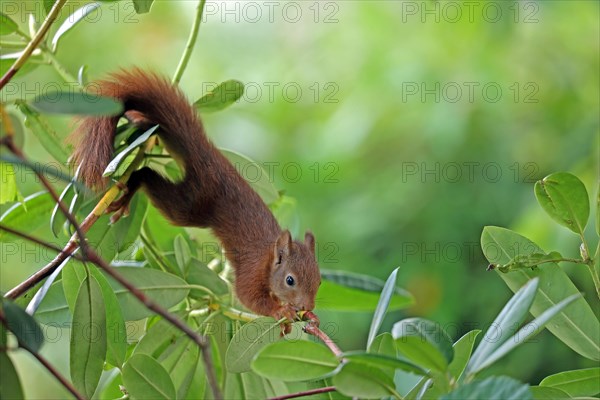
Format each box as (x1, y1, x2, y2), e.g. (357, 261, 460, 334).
(0, 0, 68, 89)
(172, 0, 206, 84)
(43, 49, 78, 84)
(220, 305, 260, 322)
(268, 386, 337, 400)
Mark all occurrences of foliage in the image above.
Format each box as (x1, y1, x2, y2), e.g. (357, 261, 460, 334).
(0, 1, 598, 399)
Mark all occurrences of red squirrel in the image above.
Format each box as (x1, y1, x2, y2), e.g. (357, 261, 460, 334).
(70, 69, 321, 323)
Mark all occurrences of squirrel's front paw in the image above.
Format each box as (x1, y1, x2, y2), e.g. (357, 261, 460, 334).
(274, 304, 298, 322)
(106, 188, 133, 224)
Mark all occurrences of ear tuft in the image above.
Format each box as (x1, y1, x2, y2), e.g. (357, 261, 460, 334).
(273, 230, 292, 264)
(304, 231, 315, 254)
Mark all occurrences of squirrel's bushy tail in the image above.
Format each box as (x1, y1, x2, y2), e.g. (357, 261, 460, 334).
(70, 68, 209, 189)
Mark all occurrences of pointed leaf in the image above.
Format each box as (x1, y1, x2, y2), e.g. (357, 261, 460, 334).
(51, 3, 100, 51)
(70, 275, 106, 398)
(467, 278, 539, 375)
(50, 181, 75, 237)
(187, 258, 229, 297)
(251, 340, 339, 382)
(30, 92, 123, 116)
(472, 294, 580, 374)
(448, 330, 481, 381)
(534, 172, 589, 235)
(540, 367, 600, 397)
(393, 318, 454, 372)
(103, 125, 158, 176)
(529, 386, 570, 400)
(367, 267, 399, 349)
(195, 80, 244, 113)
(2, 300, 44, 352)
(122, 354, 176, 400)
(174, 234, 191, 275)
(481, 226, 600, 361)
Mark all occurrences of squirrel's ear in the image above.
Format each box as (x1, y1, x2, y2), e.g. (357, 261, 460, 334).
(304, 231, 315, 254)
(274, 230, 292, 264)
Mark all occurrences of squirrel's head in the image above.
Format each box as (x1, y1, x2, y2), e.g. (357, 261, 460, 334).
(270, 230, 321, 312)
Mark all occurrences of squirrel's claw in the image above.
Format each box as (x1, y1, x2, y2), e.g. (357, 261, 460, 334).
(106, 188, 132, 223)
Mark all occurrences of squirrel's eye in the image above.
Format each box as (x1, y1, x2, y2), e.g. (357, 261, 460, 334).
(286, 275, 295, 286)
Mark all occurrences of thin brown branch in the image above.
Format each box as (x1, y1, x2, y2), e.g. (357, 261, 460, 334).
(304, 323, 343, 358)
(0, 311, 85, 400)
(0, 224, 85, 262)
(85, 250, 223, 399)
(269, 386, 337, 400)
(0, 0, 68, 90)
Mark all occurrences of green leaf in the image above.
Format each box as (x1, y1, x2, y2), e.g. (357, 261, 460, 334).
(43, 0, 56, 14)
(134, 316, 184, 357)
(319, 280, 413, 312)
(322, 268, 412, 295)
(342, 351, 427, 375)
(481, 226, 600, 361)
(226, 317, 284, 373)
(0, 162, 17, 204)
(174, 234, 191, 275)
(51, 3, 100, 51)
(70, 275, 107, 398)
(221, 149, 279, 205)
(467, 278, 539, 375)
(225, 372, 269, 399)
(368, 332, 396, 357)
(158, 335, 199, 399)
(441, 376, 531, 400)
(34, 281, 71, 324)
(187, 258, 229, 297)
(122, 354, 176, 400)
(251, 340, 339, 381)
(133, 0, 154, 13)
(530, 386, 571, 400)
(595, 181, 599, 236)
(111, 194, 148, 253)
(37, 267, 189, 322)
(103, 125, 158, 177)
(16, 102, 70, 163)
(448, 330, 481, 381)
(90, 267, 127, 368)
(333, 361, 399, 399)
(2, 300, 44, 352)
(195, 80, 244, 113)
(540, 367, 600, 397)
(0, 154, 76, 185)
(271, 195, 299, 236)
(367, 267, 399, 349)
(0, 192, 53, 240)
(30, 92, 123, 116)
(63, 261, 88, 313)
(50, 181, 75, 237)
(472, 293, 581, 374)
(0, 13, 18, 35)
(0, 352, 24, 399)
(393, 318, 454, 372)
(534, 172, 590, 235)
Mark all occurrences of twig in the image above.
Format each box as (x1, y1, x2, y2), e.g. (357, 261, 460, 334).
(0, 224, 85, 262)
(0, 312, 85, 400)
(269, 386, 337, 400)
(0, 0, 68, 90)
(172, 0, 206, 84)
(85, 250, 222, 399)
(304, 323, 343, 358)
(3, 138, 156, 300)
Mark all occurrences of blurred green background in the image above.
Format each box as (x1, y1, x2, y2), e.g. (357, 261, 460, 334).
(1, 0, 598, 398)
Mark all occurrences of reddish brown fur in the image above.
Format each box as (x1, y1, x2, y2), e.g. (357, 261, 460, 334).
(70, 69, 321, 319)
